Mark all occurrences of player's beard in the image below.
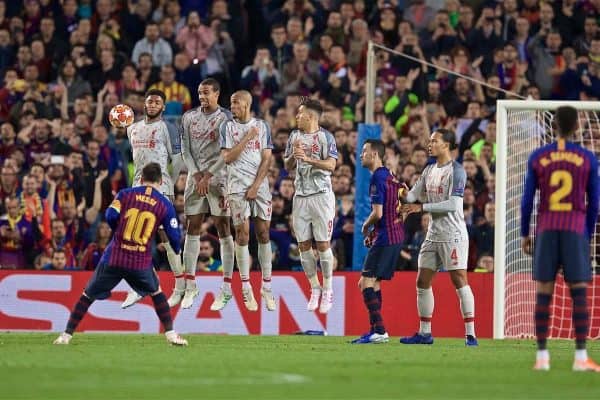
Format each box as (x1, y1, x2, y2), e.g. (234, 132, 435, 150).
(145, 106, 163, 120)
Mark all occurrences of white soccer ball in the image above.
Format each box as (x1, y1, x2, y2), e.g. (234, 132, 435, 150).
(108, 104, 135, 128)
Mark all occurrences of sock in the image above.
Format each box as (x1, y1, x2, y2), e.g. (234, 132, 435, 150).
(319, 248, 334, 290)
(376, 289, 382, 305)
(300, 249, 321, 289)
(417, 287, 434, 335)
(363, 287, 385, 334)
(570, 287, 589, 351)
(535, 292, 552, 350)
(456, 285, 475, 337)
(223, 277, 232, 293)
(66, 294, 93, 334)
(163, 241, 183, 275)
(537, 349, 550, 362)
(258, 242, 272, 289)
(183, 234, 200, 276)
(576, 349, 588, 362)
(235, 243, 251, 290)
(151, 292, 173, 332)
(220, 236, 235, 286)
(174, 275, 185, 291)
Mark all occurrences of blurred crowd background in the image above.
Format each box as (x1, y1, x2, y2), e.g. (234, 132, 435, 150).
(3, 0, 597, 273)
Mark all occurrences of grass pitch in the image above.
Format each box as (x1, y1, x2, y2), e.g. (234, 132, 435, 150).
(1, 334, 599, 399)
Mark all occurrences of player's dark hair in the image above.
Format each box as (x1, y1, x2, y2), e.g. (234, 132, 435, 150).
(144, 88, 166, 103)
(365, 139, 385, 160)
(142, 162, 162, 184)
(436, 128, 457, 150)
(200, 78, 220, 93)
(300, 98, 323, 116)
(555, 106, 578, 137)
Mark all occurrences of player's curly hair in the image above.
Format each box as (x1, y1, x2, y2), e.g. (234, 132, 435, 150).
(144, 88, 166, 103)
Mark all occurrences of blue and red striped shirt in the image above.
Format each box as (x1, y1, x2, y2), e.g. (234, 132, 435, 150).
(521, 139, 600, 239)
(104, 186, 181, 270)
(370, 167, 405, 246)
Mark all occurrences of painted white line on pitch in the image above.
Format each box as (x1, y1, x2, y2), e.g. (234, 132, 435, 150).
(188, 373, 311, 385)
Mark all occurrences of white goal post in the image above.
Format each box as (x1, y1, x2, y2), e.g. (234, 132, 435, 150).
(494, 100, 600, 339)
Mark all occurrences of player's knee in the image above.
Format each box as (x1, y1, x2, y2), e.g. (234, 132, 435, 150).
(256, 230, 270, 244)
(315, 241, 330, 252)
(214, 218, 231, 237)
(235, 231, 250, 245)
(449, 271, 468, 288)
(298, 241, 312, 253)
(416, 276, 431, 289)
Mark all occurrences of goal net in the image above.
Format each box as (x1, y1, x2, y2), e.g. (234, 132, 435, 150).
(495, 100, 600, 339)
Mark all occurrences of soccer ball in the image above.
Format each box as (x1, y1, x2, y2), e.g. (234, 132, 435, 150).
(108, 104, 135, 128)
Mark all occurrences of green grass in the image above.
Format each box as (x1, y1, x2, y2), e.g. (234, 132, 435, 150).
(1, 334, 600, 400)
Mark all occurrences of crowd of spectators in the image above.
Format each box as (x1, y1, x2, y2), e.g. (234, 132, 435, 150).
(2, 0, 598, 273)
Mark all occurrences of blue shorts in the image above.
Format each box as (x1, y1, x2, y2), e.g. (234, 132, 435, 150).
(533, 230, 592, 283)
(362, 244, 401, 280)
(85, 262, 160, 300)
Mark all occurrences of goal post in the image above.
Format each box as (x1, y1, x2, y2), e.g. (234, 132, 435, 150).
(494, 100, 600, 340)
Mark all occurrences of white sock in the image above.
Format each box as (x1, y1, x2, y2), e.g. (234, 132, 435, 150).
(537, 349, 550, 361)
(219, 236, 235, 292)
(319, 248, 334, 290)
(235, 243, 251, 290)
(417, 287, 434, 334)
(300, 249, 321, 289)
(183, 234, 200, 276)
(575, 349, 588, 362)
(457, 285, 476, 337)
(258, 242, 272, 288)
(163, 241, 183, 275)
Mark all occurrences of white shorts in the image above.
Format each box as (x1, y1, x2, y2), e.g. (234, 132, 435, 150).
(229, 191, 272, 226)
(292, 192, 335, 243)
(418, 239, 468, 271)
(184, 181, 229, 217)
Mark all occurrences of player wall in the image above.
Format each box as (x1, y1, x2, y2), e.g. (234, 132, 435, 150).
(0, 271, 494, 337)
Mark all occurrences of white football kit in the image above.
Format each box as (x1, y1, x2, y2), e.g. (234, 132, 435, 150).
(408, 160, 469, 271)
(127, 118, 181, 196)
(181, 106, 231, 216)
(219, 117, 273, 226)
(284, 128, 338, 242)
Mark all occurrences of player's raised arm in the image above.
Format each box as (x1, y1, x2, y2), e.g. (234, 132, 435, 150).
(520, 154, 538, 240)
(585, 153, 600, 240)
